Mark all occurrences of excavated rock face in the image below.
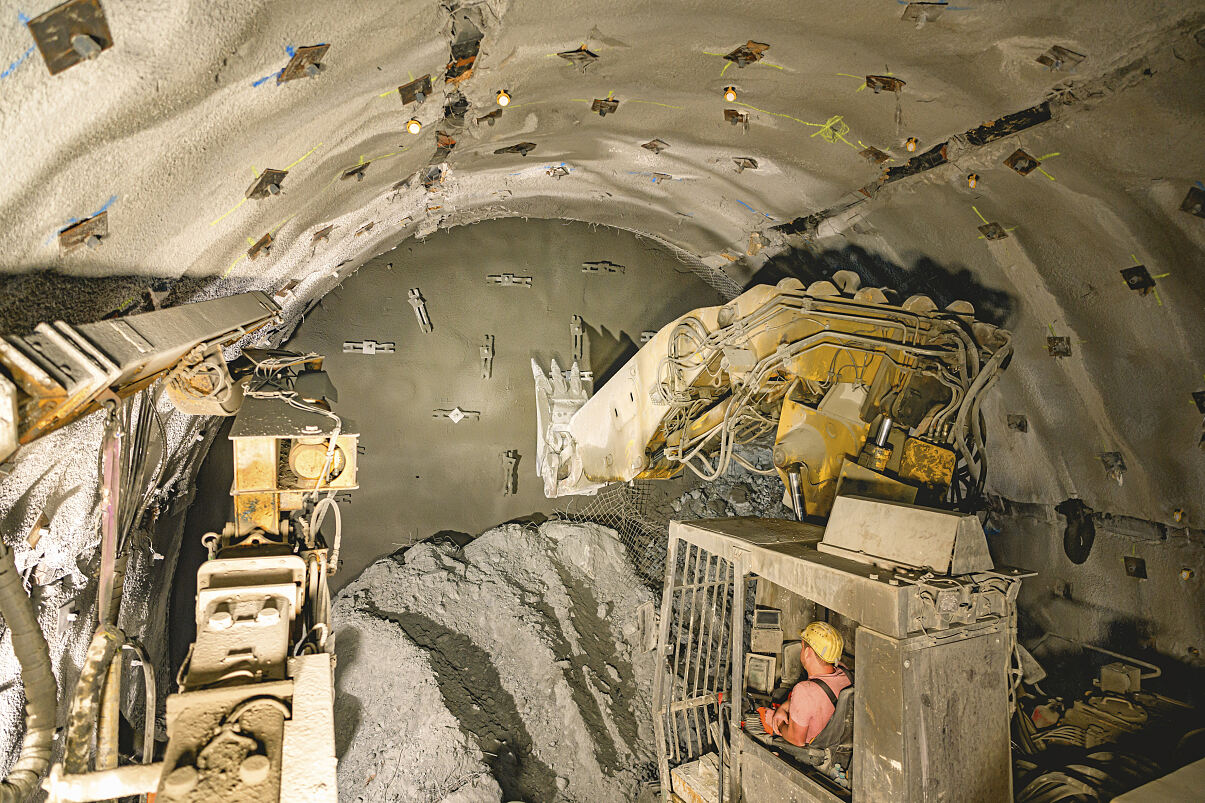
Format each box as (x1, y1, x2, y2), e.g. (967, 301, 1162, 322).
(333, 521, 658, 802)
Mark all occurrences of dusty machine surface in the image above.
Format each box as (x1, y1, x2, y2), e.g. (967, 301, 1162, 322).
(535, 276, 1010, 516)
(653, 501, 1029, 803)
(0, 297, 352, 802)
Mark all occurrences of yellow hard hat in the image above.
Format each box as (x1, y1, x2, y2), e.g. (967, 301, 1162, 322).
(801, 622, 843, 664)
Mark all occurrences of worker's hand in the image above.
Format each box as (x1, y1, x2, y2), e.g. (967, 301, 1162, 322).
(772, 705, 789, 735)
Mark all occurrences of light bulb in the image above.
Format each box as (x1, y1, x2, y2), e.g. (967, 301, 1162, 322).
(967, 173, 979, 189)
(724, 86, 737, 102)
(905, 137, 918, 153)
(496, 90, 511, 107)
(406, 118, 422, 135)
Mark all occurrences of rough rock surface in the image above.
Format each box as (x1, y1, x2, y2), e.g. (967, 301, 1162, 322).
(333, 521, 657, 802)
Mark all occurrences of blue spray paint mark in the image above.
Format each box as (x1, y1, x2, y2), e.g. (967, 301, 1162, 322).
(1195, 181, 1205, 191)
(17, 11, 30, 24)
(0, 45, 33, 79)
(251, 46, 297, 87)
(736, 199, 775, 220)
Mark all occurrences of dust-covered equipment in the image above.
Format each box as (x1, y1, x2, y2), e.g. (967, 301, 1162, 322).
(0, 291, 280, 463)
(533, 278, 1011, 517)
(31, 300, 352, 802)
(653, 500, 1030, 803)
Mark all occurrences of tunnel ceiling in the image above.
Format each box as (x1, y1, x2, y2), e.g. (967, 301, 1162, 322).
(1, 0, 1203, 526)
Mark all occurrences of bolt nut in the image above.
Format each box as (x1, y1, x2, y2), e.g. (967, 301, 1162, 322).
(209, 610, 233, 630)
(239, 754, 271, 786)
(256, 604, 280, 624)
(267, 183, 281, 195)
(84, 234, 102, 249)
(71, 34, 102, 61)
(164, 766, 198, 795)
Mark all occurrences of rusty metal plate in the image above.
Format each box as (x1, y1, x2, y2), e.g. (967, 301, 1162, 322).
(724, 108, 748, 126)
(1180, 186, 1205, 218)
(248, 232, 273, 260)
(58, 211, 108, 252)
(733, 157, 758, 172)
(591, 98, 619, 117)
(1046, 336, 1071, 357)
(246, 168, 288, 199)
(1005, 149, 1040, 175)
(1120, 265, 1155, 294)
(860, 146, 891, 164)
(1036, 45, 1085, 71)
(978, 222, 1008, 240)
(398, 73, 432, 104)
(28, 0, 113, 76)
(556, 45, 598, 68)
(724, 40, 768, 67)
(311, 225, 334, 244)
(865, 74, 906, 93)
(1007, 414, 1028, 432)
(494, 142, 536, 156)
(278, 44, 328, 83)
(898, 438, 955, 491)
(354, 222, 374, 237)
(341, 164, 368, 182)
(642, 138, 669, 154)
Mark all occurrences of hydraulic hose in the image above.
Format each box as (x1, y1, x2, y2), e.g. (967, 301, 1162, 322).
(0, 543, 57, 803)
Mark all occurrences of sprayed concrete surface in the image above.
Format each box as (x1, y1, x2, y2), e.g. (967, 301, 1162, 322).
(334, 520, 657, 802)
(0, 0, 1201, 525)
(285, 218, 721, 587)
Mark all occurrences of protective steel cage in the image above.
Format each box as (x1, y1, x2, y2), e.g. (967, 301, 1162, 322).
(652, 532, 738, 797)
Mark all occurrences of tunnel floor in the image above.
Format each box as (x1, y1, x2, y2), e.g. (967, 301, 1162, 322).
(282, 218, 722, 588)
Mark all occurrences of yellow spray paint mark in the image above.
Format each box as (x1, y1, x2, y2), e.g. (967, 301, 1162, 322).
(734, 101, 822, 128)
(210, 196, 248, 226)
(1152, 272, 1170, 279)
(972, 206, 988, 224)
(270, 214, 296, 235)
(246, 236, 257, 245)
(284, 142, 323, 171)
(378, 88, 399, 98)
(221, 254, 245, 279)
(628, 99, 684, 109)
(1035, 167, 1056, 182)
(1035, 152, 1061, 161)
(720, 60, 732, 77)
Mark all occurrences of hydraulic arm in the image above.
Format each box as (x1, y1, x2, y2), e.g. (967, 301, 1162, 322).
(534, 276, 1011, 516)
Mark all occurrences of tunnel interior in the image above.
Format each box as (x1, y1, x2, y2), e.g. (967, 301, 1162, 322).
(0, 1, 1203, 801)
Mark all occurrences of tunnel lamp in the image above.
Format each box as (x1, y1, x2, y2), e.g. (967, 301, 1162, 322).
(967, 173, 979, 189)
(905, 137, 919, 153)
(724, 86, 738, 102)
(406, 118, 423, 135)
(496, 89, 511, 107)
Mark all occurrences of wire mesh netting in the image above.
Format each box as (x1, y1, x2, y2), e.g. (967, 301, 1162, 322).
(555, 480, 674, 586)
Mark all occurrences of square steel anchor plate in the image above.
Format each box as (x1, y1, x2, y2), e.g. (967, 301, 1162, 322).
(58, 210, 107, 253)
(1005, 149, 1041, 176)
(246, 168, 289, 199)
(278, 44, 329, 84)
(28, 0, 113, 76)
(398, 74, 432, 105)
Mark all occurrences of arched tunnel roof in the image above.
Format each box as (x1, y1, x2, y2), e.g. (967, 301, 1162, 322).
(0, 0, 1203, 524)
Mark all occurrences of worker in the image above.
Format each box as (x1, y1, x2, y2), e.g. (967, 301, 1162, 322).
(759, 622, 850, 747)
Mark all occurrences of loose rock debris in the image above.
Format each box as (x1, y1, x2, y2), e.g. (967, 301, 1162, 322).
(334, 521, 659, 803)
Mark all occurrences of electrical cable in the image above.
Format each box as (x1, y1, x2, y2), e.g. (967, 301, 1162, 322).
(0, 543, 56, 803)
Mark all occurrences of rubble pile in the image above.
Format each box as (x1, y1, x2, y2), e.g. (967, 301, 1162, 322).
(333, 521, 659, 802)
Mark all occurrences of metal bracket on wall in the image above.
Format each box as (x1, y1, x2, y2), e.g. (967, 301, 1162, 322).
(58, 211, 108, 253)
(278, 44, 328, 83)
(246, 168, 289, 199)
(408, 288, 433, 333)
(480, 335, 495, 379)
(486, 273, 532, 288)
(342, 340, 395, 355)
(28, 0, 113, 75)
